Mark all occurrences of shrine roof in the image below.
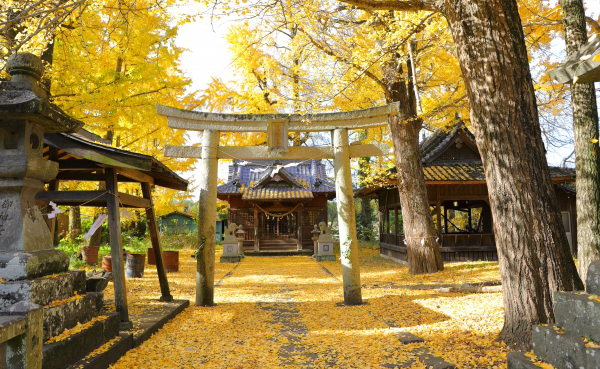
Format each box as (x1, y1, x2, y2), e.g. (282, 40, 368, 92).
(218, 159, 335, 200)
(43, 132, 188, 191)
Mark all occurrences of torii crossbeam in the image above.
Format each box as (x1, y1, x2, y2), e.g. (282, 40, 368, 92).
(157, 102, 400, 306)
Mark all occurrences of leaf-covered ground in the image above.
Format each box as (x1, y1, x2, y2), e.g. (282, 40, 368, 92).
(107, 246, 509, 368)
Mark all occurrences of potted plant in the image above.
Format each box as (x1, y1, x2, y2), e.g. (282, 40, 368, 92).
(81, 238, 99, 265)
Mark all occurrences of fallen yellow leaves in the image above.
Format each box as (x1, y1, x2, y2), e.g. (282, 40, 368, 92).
(45, 292, 84, 308)
(45, 315, 110, 344)
(107, 246, 509, 368)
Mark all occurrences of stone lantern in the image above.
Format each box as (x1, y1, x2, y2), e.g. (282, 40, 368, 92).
(311, 224, 321, 257)
(0, 53, 83, 282)
(236, 228, 245, 257)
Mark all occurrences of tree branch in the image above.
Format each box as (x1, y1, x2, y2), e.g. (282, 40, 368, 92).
(337, 0, 438, 12)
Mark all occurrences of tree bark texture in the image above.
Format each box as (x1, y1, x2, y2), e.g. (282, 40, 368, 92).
(385, 62, 443, 274)
(560, 0, 600, 284)
(442, 0, 584, 350)
(69, 205, 81, 239)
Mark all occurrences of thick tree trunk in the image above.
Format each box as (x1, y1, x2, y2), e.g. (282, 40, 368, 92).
(386, 65, 443, 274)
(442, 0, 584, 350)
(69, 206, 81, 239)
(388, 113, 443, 274)
(560, 0, 600, 284)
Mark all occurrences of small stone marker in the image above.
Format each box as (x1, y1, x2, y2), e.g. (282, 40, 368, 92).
(316, 222, 336, 261)
(221, 223, 241, 262)
(586, 260, 600, 295)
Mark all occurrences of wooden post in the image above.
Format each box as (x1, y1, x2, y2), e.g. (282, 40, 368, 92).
(333, 128, 362, 305)
(436, 186, 442, 237)
(196, 130, 219, 306)
(141, 182, 172, 302)
(105, 167, 129, 325)
(297, 210, 302, 251)
(253, 206, 259, 251)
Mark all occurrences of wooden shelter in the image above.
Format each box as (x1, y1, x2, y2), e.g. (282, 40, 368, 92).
(217, 159, 335, 252)
(356, 124, 577, 264)
(159, 211, 197, 235)
(36, 131, 188, 324)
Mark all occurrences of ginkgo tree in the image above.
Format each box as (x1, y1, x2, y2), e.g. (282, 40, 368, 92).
(1, 0, 200, 217)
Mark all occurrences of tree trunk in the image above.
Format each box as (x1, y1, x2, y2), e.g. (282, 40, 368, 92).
(69, 206, 81, 239)
(442, 0, 584, 350)
(559, 0, 600, 284)
(385, 61, 443, 274)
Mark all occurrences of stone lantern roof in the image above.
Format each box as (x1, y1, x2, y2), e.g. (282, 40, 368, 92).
(0, 53, 83, 133)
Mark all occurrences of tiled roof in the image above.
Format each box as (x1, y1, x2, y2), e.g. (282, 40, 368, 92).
(242, 188, 314, 200)
(423, 162, 485, 181)
(421, 161, 575, 182)
(420, 123, 477, 163)
(218, 159, 335, 200)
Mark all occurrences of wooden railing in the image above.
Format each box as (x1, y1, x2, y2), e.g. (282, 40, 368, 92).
(381, 233, 495, 248)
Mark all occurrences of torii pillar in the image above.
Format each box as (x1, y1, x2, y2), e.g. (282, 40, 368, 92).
(196, 130, 219, 306)
(334, 129, 362, 304)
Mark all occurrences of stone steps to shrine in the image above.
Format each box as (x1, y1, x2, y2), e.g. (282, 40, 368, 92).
(507, 260, 600, 368)
(0, 268, 127, 369)
(0, 270, 86, 311)
(42, 312, 122, 369)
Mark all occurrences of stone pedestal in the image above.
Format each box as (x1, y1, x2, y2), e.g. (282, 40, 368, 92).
(315, 222, 336, 261)
(316, 242, 336, 261)
(220, 242, 240, 263)
(220, 223, 240, 263)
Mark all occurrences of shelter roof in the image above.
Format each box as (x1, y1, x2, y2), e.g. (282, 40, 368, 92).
(43, 132, 188, 191)
(356, 123, 576, 197)
(160, 211, 195, 219)
(218, 159, 335, 201)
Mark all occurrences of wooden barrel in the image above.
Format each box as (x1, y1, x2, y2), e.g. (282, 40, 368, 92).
(81, 246, 99, 265)
(147, 248, 156, 265)
(126, 253, 145, 278)
(101, 255, 112, 273)
(163, 251, 179, 272)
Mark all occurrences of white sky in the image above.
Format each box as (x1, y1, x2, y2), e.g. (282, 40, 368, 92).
(172, 3, 600, 197)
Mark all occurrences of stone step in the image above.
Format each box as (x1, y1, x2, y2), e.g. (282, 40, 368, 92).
(42, 312, 120, 369)
(66, 333, 133, 369)
(506, 352, 543, 369)
(531, 324, 600, 368)
(0, 270, 86, 310)
(553, 291, 600, 341)
(43, 292, 104, 341)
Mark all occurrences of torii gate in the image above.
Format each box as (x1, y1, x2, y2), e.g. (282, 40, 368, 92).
(156, 102, 399, 306)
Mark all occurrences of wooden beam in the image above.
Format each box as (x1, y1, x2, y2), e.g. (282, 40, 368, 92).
(35, 191, 151, 208)
(165, 143, 389, 159)
(57, 159, 102, 170)
(157, 102, 399, 132)
(55, 172, 142, 183)
(141, 182, 172, 302)
(116, 167, 154, 185)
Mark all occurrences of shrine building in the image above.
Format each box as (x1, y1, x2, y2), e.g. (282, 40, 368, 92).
(217, 159, 335, 253)
(356, 123, 577, 264)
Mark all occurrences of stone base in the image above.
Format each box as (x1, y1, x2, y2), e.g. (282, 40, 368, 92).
(220, 256, 241, 263)
(506, 352, 543, 369)
(0, 272, 79, 310)
(0, 249, 69, 280)
(315, 255, 336, 262)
